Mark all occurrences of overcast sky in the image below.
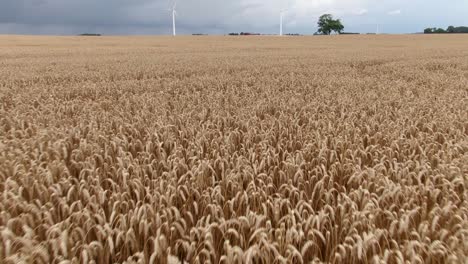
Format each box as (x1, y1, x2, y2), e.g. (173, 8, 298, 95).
(1, 0, 467, 35)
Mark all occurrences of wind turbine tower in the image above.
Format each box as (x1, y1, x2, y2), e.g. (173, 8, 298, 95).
(280, 9, 288, 36)
(172, 1, 177, 36)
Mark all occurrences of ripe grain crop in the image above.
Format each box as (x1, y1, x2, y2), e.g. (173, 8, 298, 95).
(0, 34, 467, 263)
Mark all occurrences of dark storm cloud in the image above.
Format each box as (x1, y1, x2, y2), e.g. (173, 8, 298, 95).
(1, 0, 468, 35)
(1, 0, 153, 26)
(0, 0, 252, 34)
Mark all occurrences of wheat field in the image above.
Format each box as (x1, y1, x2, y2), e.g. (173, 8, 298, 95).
(0, 35, 467, 263)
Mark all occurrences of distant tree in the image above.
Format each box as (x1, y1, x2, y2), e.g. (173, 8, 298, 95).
(424, 25, 468, 34)
(453, 26, 468, 33)
(424, 28, 434, 34)
(317, 14, 344, 35)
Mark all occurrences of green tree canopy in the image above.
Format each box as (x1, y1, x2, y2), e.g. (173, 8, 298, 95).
(456, 26, 468, 33)
(424, 28, 434, 34)
(447, 26, 455, 33)
(317, 14, 344, 35)
(424, 25, 468, 34)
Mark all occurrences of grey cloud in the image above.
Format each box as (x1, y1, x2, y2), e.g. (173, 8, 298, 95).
(1, 0, 153, 26)
(1, 0, 468, 35)
(0, 0, 253, 34)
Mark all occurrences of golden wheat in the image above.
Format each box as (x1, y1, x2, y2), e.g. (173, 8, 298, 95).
(0, 34, 467, 263)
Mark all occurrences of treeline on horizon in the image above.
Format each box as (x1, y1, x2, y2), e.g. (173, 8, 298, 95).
(228, 32, 261, 36)
(228, 32, 302, 36)
(79, 33, 102, 36)
(424, 26, 468, 34)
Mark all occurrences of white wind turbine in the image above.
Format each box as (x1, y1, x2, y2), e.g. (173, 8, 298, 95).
(171, 1, 177, 36)
(280, 9, 288, 36)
